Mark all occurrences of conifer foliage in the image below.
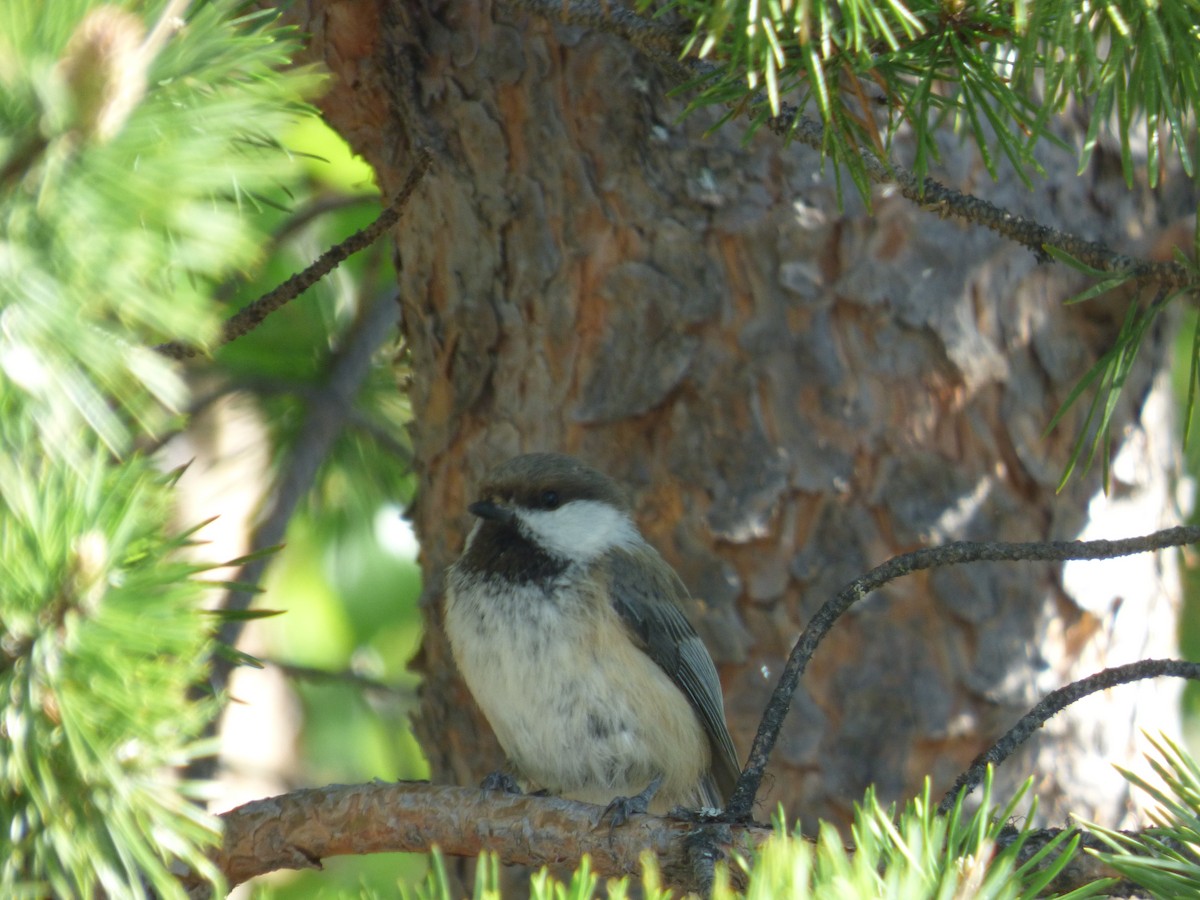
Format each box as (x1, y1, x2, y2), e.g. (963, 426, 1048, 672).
(0, 1, 320, 895)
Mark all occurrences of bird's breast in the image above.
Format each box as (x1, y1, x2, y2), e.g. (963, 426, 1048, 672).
(443, 568, 710, 808)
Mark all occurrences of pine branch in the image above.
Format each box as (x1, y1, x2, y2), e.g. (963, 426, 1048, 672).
(509, 0, 1195, 288)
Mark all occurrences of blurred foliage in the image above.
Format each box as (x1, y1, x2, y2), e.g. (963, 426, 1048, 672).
(0, 0, 324, 460)
(0, 442, 224, 897)
(206, 112, 427, 896)
(211, 117, 414, 531)
(1172, 308, 1200, 732)
(0, 0, 322, 895)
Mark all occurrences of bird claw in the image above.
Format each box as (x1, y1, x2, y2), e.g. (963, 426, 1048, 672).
(479, 770, 524, 794)
(599, 774, 664, 830)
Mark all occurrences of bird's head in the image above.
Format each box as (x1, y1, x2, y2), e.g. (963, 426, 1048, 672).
(464, 453, 641, 567)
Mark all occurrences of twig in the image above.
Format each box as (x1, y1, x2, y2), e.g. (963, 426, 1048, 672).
(157, 148, 431, 360)
(938, 658, 1200, 814)
(725, 525, 1200, 820)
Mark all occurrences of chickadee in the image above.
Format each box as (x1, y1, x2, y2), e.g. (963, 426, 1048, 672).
(444, 453, 740, 816)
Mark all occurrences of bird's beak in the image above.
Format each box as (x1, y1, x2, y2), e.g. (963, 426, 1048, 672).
(469, 499, 516, 524)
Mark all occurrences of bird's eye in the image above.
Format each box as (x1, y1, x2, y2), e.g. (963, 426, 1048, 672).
(539, 489, 560, 510)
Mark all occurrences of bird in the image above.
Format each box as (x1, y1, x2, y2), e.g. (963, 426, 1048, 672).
(444, 452, 740, 818)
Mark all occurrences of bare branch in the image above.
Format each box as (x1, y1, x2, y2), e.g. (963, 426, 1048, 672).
(939, 659, 1200, 814)
(727, 526, 1200, 820)
(198, 782, 767, 893)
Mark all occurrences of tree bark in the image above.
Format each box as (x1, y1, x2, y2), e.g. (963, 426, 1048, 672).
(291, 0, 1184, 834)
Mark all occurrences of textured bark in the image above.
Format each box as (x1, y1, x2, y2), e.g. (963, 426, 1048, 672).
(290, 0, 1185, 832)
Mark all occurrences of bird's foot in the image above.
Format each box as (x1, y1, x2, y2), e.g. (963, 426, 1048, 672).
(600, 773, 664, 830)
(479, 770, 524, 794)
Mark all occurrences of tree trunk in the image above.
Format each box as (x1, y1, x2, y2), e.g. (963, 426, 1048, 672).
(294, 0, 1183, 832)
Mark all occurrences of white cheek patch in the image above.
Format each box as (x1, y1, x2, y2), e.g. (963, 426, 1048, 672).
(518, 500, 641, 562)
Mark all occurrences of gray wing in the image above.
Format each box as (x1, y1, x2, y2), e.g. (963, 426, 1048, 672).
(607, 544, 741, 804)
